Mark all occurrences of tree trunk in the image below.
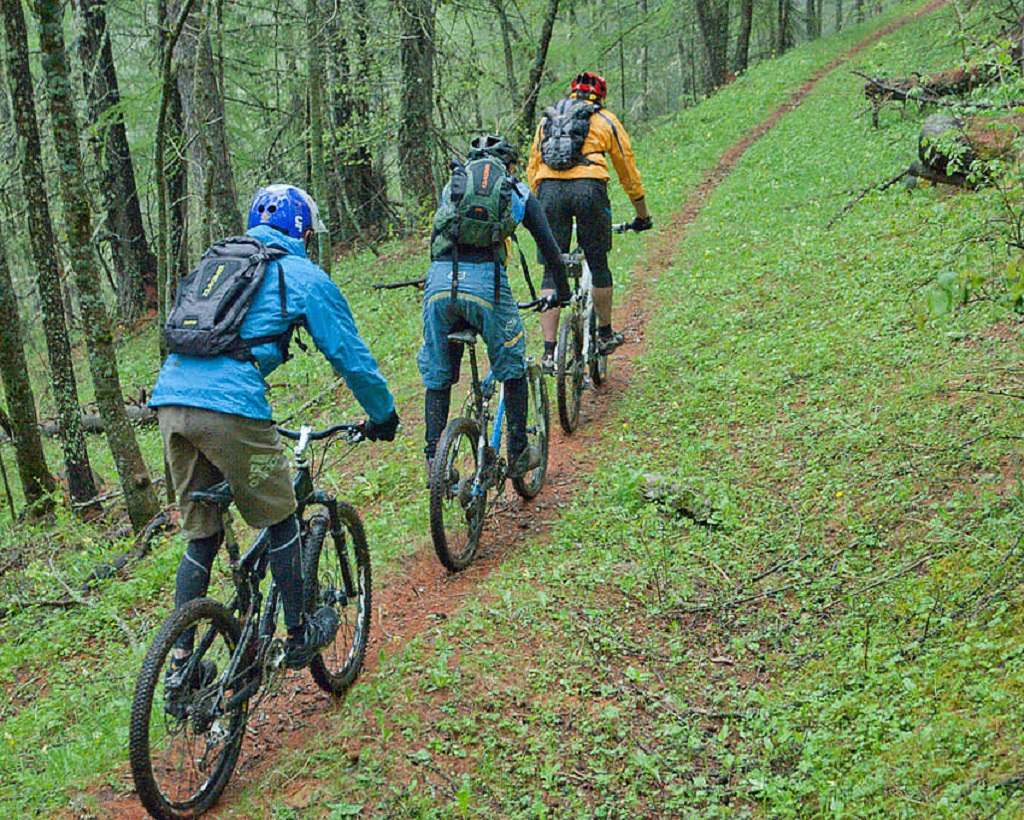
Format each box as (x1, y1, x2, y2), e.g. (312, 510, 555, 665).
(516, 0, 560, 142)
(192, 7, 239, 240)
(168, 81, 190, 287)
(777, 0, 795, 53)
(326, 1, 390, 239)
(695, 0, 729, 91)
(306, 0, 331, 271)
(167, 0, 241, 248)
(0, 0, 99, 510)
(34, 0, 159, 533)
(806, 0, 823, 38)
(73, 0, 158, 322)
(733, 0, 753, 72)
(155, 0, 199, 359)
(0, 223, 55, 513)
(638, 0, 650, 120)
(490, 0, 521, 112)
(395, 0, 437, 224)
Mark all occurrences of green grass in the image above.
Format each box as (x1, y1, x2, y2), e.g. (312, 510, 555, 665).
(7, 0, 1024, 816)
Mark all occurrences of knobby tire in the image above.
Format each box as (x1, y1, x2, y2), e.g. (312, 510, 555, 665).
(588, 311, 607, 387)
(512, 363, 550, 500)
(556, 311, 584, 434)
(429, 417, 484, 572)
(302, 506, 372, 696)
(129, 598, 245, 820)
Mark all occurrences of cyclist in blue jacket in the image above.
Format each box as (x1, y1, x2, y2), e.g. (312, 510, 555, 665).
(419, 135, 571, 478)
(151, 184, 399, 693)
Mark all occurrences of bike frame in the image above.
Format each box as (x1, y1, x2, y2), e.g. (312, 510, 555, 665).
(194, 425, 357, 714)
(463, 342, 507, 498)
(564, 250, 597, 373)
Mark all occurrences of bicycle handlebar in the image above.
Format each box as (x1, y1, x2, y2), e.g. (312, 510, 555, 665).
(277, 423, 365, 444)
(517, 296, 559, 313)
(372, 277, 426, 291)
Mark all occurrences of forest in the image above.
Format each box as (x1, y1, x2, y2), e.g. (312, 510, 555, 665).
(5, 0, 1024, 816)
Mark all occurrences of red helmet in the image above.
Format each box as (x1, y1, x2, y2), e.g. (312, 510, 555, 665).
(571, 71, 607, 102)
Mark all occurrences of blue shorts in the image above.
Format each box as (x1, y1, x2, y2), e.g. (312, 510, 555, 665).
(417, 261, 527, 390)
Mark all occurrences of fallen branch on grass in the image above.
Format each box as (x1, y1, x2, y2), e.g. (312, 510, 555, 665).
(0, 508, 175, 623)
(826, 169, 910, 230)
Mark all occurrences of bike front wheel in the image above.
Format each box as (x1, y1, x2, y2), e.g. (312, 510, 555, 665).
(129, 598, 246, 820)
(512, 362, 551, 500)
(429, 416, 485, 572)
(588, 310, 608, 387)
(556, 310, 585, 434)
(302, 505, 372, 697)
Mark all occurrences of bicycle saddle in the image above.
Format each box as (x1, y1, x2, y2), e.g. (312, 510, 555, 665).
(189, 481, 234, 508)
(447, 329, 478, 346)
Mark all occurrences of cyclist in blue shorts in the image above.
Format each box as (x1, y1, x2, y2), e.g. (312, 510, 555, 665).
(418, 135, 571, 478)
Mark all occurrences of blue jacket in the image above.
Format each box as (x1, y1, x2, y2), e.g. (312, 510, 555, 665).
(150, 225, 395, 422)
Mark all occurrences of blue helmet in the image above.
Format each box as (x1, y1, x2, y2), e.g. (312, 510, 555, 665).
(247, 184, 326, 238)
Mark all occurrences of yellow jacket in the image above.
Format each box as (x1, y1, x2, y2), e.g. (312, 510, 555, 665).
(527, 103, 646, 202)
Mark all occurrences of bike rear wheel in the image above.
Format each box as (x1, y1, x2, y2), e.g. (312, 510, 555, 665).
(429, 416, 485, 572)
(556, 311, 584, 434)
(129, 598, 246, 820)
(588, 311, 608, 387)
(302, 506, 372, 696)
(512, 362, 550, 500)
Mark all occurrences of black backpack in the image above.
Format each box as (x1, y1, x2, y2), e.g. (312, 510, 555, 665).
(165, 236, 288, 361)
(540, 98, 599, 171)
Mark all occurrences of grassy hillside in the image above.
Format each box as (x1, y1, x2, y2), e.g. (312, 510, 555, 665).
(4, 0, 1024, 817)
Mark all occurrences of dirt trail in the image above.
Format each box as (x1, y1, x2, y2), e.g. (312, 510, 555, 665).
(92, 4, 945, 817)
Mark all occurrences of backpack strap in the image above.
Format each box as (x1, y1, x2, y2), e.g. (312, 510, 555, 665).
(492, 220, 502, 305)
(449, 221, 460, 318)
(593, 109, 624, 156)
(512, 234, 537, 302)
(221, 246, 291, 362)
(267, 247, 288, 318)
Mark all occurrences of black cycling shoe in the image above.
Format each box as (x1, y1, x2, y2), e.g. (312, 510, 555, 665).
(540, 351, 556, 376)
(283, 606, 340, 669)
(164, 657, 218, 720)
(596, 330, 625, 355)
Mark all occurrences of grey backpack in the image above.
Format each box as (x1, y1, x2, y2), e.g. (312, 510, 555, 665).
(540, 98, 599, 170)
(164, 237, 288, 361)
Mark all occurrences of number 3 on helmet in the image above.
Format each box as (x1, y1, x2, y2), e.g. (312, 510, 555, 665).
(247, 184, 327, 239)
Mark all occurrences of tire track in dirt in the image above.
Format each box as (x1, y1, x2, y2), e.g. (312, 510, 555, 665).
(93, 4, 945, 815)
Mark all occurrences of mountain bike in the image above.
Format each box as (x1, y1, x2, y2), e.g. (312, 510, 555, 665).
(554, 221, 636, 434)
(428, 299, 551, 572)
(129, 422, 371, 820)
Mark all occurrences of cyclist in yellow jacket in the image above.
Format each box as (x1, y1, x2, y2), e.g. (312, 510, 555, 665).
(527, 71, 653, 374)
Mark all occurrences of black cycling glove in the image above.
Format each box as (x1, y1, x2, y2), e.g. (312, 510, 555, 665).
(363, 409, 400, 442)
(632, 215, 654, 232)
(540, 293, 568, 311)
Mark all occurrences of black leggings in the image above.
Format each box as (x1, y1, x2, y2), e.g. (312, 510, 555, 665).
(173, 514, 305, 651)
(423, 374, 529, 461)
(536, 178, 613, 288)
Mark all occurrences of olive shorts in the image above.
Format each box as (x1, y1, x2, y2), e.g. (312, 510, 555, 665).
(158, 405, 296, 539)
